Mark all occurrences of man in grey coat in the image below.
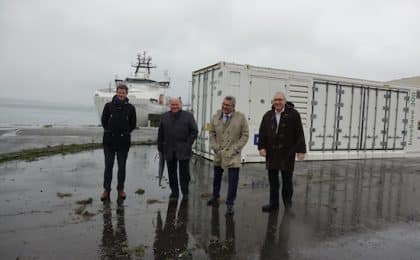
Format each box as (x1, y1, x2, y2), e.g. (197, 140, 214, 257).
(207, 96, 249, 215)
(158, 98, 198, 200)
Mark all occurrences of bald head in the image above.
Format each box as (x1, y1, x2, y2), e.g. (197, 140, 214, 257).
(169, 97, 181, 113)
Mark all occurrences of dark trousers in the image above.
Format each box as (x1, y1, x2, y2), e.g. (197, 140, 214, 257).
(267, 170, 293, 207)
(103, 145, 128, 191)
(166, 156, 190, 196)
(212, 166, 239, 207)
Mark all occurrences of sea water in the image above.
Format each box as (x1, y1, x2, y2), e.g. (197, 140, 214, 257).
(0, 102, 99, 127)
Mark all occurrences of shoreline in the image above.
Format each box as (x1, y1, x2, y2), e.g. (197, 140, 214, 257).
(0, 140, 156, 164)
(0, 126, 158, 156)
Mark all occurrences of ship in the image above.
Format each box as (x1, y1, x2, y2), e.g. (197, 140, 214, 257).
(94, 52, 169, 127)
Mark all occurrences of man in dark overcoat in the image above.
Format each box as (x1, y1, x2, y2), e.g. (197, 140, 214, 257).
(258, 92, 306, 212)
(157, 98, 198, 200)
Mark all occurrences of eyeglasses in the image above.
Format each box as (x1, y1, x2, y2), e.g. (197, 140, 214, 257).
(222, 103, 233, 107)
(273, 98, 284, 102)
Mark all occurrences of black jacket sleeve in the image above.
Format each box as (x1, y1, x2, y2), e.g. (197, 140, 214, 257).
(157, 116, 164, 152)
(101, 103, 110, 130)
(257, 113, 267, 150)
(129, 105, 137, 132)
(186, 113, 198, 147)
(294, 111, 306, 153)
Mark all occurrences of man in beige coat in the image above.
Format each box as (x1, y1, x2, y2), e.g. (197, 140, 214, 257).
(207, 96, 249, 215)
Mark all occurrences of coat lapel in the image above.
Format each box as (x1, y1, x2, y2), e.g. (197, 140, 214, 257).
(270, 111, 277, 133)
(224, 111, 234, 128)
(220, 111, 235, 130)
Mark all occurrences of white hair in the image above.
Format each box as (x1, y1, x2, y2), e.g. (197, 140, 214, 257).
(273, 91, 286, 100)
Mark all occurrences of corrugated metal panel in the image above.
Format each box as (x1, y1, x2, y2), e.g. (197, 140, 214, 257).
(309, 82, 409, 152)
(287, 83, 308, 126)
(192, 61, 420, 161)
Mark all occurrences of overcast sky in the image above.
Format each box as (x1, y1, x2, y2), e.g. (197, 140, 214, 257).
(1, 0, 419, 106)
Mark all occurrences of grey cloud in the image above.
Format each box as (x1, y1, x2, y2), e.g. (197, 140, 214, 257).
(1, 0, 419, 106)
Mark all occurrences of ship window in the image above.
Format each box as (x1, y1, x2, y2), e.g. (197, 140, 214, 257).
(217, 90, 222, 96)
(260, 99, 265, 104)
(418, 121, 420, 130)
(417, 90, 420, 99)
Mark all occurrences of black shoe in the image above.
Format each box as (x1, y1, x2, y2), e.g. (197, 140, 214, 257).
(225, 206, 234, 216)
(169, 193, 179, 200)
(262, 204, 279, 212)
(207, 197, 219, 206)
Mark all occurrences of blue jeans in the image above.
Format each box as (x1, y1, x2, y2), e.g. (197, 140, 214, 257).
(212, 166, 239, 207)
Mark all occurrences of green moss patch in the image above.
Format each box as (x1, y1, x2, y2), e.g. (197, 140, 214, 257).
(0, 140, 156, 164)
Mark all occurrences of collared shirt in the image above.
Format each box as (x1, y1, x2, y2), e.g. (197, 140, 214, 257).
(275, 107, 284, 132)
(222, 112, 232, 123)
(275, 107, 284, 126)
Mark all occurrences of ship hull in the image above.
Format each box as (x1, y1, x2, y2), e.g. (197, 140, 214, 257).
(94, 94, 167, 127)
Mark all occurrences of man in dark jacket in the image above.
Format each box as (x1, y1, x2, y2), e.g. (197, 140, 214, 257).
(157, 98, 198, 200)
(258, 92, 306, 212)
(100, 84, 137, 201)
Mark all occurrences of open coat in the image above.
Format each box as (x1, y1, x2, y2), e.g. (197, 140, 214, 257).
(257, 103, 306, 172)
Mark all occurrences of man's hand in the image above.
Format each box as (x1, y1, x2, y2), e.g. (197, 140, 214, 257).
(297, 153, 305, 160)
(259, 149, 266, 157)
(212, 146, 220, 154)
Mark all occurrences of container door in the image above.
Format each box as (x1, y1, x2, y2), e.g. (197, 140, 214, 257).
(310, 82, 327, 151)
(191, 74, 200, 152)
(387, 91, 399, 150)
(249, 76, 286, 127)
(249, 75, 286, 146)
(195, 73, 205, 153)
(310, 82, 339, 151)
(336, 85, 352, 150)
(363, 87, 377, 150)
(371, 89, 385, 149)
(376, 90, 389, 150)
(395, 91, 409, 149)
(324, 83, 339, 150)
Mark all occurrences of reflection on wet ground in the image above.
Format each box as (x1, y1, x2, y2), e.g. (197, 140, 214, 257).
(154, 199, 190, 259)
(207, 207, 235, 260)
(260, 211, 291, 260)
(100, 201, 129, 258)
(1, 146, 420, 259)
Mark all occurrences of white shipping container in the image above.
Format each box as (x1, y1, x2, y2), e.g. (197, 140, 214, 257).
(191, 62, 420, 162)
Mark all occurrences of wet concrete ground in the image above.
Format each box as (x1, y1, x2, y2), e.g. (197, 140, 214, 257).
(1, 146, 420, 259)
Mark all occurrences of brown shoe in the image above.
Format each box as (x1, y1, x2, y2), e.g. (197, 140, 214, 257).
(118, 190, 126, 200)
(100, 191, 110, 201)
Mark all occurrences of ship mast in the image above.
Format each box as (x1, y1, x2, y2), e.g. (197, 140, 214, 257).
(132, 51, 157, 75)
